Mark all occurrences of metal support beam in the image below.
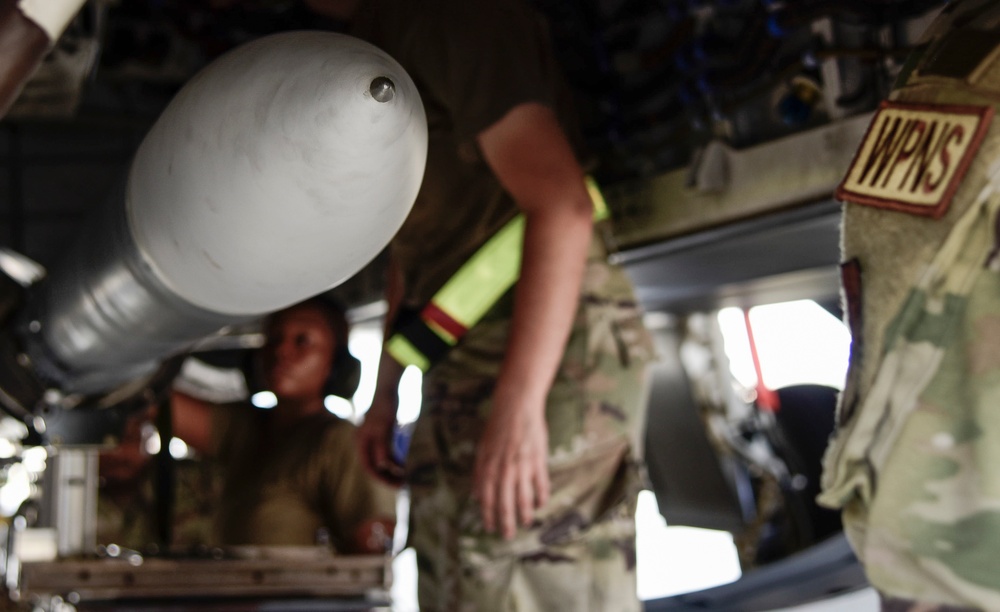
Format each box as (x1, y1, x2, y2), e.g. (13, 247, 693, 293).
(607, 113, 874, 250)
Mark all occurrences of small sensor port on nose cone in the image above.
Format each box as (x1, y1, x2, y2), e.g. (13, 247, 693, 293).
(370, 77, 395, 103)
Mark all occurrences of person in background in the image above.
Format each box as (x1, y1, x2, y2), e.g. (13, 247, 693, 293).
(819, 1, 1000, 609)
(305, 0, 657, 609)
(172, 296, 396, 554)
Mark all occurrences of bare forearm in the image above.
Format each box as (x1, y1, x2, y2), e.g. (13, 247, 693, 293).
(496, 201, 592, 409)
(373, 349, 405, 407)
(473, 199, 591, 536)
(474, 102, 595, 410)
(359, 255, 407, 484)
(469, 102, 595, 535)
(170, 391, 216, 457)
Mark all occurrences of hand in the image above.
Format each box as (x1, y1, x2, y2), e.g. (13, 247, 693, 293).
(473, 392, 550, 540)
(352, 518, 396, 554)
(357, 394, 405, 487)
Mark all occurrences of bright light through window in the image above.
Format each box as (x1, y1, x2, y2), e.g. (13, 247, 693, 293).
(0, 463, 31, 517)
(324, 395, 354, 420)
(168, 437, 189, 459)
(349, 325, 386, 415)
(0, 438, 17, 460)
(718, 300, 850, 391)
(718, 308, 758, 390)
(143, 425, 161, 456)
(349, 324, 423, 424)
(251, 391, 277, 409)
(636, 490, 742, 600)
(397, 366, 422, 424)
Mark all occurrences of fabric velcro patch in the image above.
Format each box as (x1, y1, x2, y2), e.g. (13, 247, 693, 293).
(836, 101, 994, 219)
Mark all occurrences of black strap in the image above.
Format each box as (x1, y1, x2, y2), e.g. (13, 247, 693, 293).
(390, 307, 452, 368)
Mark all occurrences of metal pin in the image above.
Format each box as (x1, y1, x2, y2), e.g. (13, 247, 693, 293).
(370, 77, 395, 103)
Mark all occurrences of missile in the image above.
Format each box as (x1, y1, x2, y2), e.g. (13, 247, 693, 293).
(17, 31, 427, 395)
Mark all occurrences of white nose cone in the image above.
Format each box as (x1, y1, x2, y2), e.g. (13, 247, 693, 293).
(128, 32, 427, 315)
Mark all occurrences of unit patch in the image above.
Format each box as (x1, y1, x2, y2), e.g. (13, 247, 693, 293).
(836, 101, 994, 218)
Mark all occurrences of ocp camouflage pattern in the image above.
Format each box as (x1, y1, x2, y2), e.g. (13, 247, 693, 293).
(820, 1, 1000, 607)
(405, 232, 655, 611)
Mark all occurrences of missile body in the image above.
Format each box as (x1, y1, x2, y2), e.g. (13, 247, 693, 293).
(21, 31, 427, 394)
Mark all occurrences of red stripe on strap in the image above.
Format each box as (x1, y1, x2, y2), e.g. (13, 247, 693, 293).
(421, 302, 468, 341)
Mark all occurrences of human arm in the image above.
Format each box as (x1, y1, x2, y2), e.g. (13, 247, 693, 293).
(356, 254, 407, 487)
(169, 390, 217, 458)
(0, 0, 86, 118)
(328, 421, 398, 554)
(333, 453, 397, 554)
(473, 102, 594, 539)
(0, 0, 48, 118)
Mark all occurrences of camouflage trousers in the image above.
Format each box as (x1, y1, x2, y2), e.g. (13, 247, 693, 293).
(820, 13, 1000, 606)
(405, 249, 654, 612)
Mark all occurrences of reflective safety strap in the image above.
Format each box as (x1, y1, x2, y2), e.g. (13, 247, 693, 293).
(387, 177, 610, 371)
(385, 335, 431, 373)
(586, 175, 610, 222)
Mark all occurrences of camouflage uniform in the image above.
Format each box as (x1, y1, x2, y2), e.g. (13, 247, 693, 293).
(820, 2, 1000, 608)
(407, 233, 654, 611)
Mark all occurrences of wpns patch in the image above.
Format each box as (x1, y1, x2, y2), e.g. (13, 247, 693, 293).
(836, 101, 994, 218)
